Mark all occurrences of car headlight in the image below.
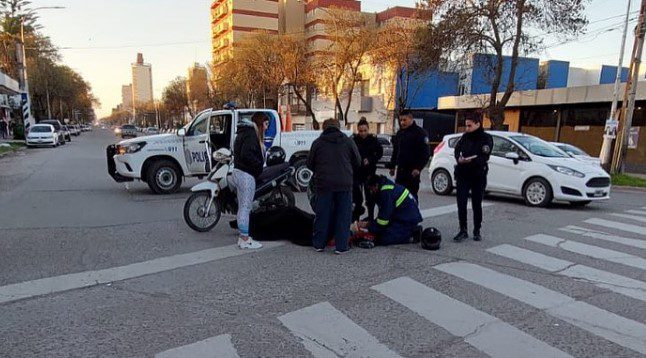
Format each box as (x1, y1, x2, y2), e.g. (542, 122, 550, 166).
(117, 142, 146, 155)
(115, 128, 121, 133)
(548, 165, 585, 178)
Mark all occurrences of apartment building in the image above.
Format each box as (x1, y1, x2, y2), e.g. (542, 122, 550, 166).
(121, 84, 133, 109)
(131, 53, 153, 105)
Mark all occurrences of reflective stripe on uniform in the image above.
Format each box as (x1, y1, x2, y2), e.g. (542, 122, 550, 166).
(376, 218, 389, 226)
(381, 185, 394, 191)
(395, 189, 410, 207)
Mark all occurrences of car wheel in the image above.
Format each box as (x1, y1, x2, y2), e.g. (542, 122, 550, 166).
(293, 158, 312, 192)
(523, 178, 553, 207)
(146, 159, 182, 194)
(570, 200, 591, 207)
(431, 169, 453, 195)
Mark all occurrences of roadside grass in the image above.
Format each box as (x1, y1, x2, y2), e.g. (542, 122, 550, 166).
(0, 142, 26, 155)
(612, 174, 646, 188)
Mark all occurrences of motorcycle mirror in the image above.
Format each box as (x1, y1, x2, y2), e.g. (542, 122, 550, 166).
(177, 128, 186, 136)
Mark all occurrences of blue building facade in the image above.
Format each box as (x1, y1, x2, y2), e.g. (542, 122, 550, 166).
(599, 65, 629, 84)
(397, 70, 460, 110)
(470, 53, 540, 94)
(539, 60, 570, 89)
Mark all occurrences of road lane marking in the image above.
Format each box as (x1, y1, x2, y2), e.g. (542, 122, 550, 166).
(372, 277, 573, 358)
(611, 213, 646, 224)
(420, 202, 494, 219)
(585, 218, 646, 236)
(488, 245, 646, 302)
(435, 262, 646, 355)
(626, 209, 646, 216)
(155, 334, 240, 358)
(560, 226, 646, 250)
(278, 302, 402, 358)
(524, 234, 646, 271)
(0, 242, 285, 304)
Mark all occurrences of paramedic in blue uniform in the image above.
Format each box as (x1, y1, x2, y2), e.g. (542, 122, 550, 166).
(357, 175, 423, 246)
(388, 109, 431, 200)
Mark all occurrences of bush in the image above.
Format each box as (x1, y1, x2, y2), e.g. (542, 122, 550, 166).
(11, 123, 25, 140)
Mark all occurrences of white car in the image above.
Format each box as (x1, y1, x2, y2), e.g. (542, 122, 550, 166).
(26, 124, 59, 147)
(145, 127, 159, 135)
(551, 142, 602, 167)
(429, 131, 611, 207)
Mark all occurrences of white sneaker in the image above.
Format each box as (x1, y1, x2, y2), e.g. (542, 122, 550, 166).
(237, 237, 263, 249)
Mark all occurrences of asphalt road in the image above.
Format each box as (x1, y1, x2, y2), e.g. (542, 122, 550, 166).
(1, 129, 645, 358)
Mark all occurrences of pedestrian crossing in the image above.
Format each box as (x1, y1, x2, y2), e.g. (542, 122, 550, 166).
(155, 208, 646, 357)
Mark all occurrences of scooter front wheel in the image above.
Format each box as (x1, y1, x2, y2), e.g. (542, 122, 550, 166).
(184, 191, 221, 232)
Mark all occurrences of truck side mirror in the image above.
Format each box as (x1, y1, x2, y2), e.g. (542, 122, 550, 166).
(177, 128, 186, 137)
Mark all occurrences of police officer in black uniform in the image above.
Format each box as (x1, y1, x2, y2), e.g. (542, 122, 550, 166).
(452, 116, 493, 242)
(388, 110, 431, 200)
(352, 118, 383, 221)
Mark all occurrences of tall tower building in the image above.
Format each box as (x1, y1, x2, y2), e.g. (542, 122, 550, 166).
(121, 84, 133, 109)
(131, 53, 153, 105)
(210, 0, 280, 66)
(187, 63, 210, 112)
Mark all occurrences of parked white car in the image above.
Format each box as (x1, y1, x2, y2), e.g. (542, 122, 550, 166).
(429, 131, 611, 207)
(551, 142, 602, 167)
(26, 124, 60, 147)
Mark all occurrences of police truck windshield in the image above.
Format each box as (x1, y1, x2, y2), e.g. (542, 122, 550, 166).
(511, 136, 567, 158)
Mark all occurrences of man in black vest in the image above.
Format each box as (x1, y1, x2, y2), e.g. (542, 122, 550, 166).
(388, 110, 431, 199)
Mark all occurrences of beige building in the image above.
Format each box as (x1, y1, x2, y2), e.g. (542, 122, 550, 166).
(187, 63, 210, 113)
(121, 84, 133, 109)
(131, 53, 154, 105)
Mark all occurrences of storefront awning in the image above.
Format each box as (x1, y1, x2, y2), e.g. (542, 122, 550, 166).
(0, 72, 20, 95)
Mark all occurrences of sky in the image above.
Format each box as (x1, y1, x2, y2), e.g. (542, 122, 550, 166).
(34, 0, 639, 118)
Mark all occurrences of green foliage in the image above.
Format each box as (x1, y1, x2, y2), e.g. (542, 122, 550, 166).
(612, 174, 646, 188)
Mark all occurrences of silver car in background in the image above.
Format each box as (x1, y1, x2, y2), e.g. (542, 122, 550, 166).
(377, 134, 393, 166)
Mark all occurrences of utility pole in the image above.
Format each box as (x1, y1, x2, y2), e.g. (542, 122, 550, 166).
(599, 0, 632, 167)
(17, 18, 35, 132)
(612, 0, 646, 174)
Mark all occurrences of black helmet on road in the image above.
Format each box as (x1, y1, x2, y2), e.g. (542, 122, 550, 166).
(421, 227, 441, 250)
(266, 147, 286, 166)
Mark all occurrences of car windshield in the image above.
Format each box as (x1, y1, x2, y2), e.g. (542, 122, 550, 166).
(122, 125, 135, 129)
(31, 126, 52, 133)
(558, 144, 587, 156)
(511, 136, 568, 158)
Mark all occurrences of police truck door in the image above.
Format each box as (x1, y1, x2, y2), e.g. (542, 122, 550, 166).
(183, 109, 213, 175)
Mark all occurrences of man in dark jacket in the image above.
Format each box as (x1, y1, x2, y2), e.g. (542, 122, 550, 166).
(452, 116, 494, 242)
(352, 118, 383, 221)
(388, 110, 431, 199)
(307, 118, 361, 254)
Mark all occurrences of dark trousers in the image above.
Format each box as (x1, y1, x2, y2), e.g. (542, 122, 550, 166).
(456, 171, 486, 234)
(396, 168, 421, 199)
(352, 182, 375, 222)
(377, 221, 417, 246)
(313, 190, 352, 251)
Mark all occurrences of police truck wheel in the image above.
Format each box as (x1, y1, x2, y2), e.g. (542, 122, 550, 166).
(431, 169, 453, 195)
(293, 159, 312, 192)
(147, 160, 182, 194)
(523, 178, 552, 207)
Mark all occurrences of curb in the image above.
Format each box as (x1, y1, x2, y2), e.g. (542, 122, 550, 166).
(613, 185, 646, 193)
(0, 146, 26, 158)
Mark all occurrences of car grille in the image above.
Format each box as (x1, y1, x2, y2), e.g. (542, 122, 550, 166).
(561, 187, 582, 196)
(586, 177, 610, 188)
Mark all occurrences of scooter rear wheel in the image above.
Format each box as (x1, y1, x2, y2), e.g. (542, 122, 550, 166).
(184, 191, 221, 232)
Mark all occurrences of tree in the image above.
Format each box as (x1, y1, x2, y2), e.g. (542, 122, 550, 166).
(314, 7, 376, 124)
(419, 0, 588, 129)
(162, 76, 190, 122)
(280, 34, 319, 127)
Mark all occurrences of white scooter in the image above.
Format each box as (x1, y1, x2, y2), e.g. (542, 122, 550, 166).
(183, 147, 296, 232)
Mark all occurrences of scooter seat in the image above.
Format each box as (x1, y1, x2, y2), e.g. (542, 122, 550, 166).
(256, 163, 291, 189)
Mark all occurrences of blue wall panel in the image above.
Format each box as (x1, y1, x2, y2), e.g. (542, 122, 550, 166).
(397, 70, 459, 109)
(600, 65, 629, 84)
(544, 60, 569, 88)
(470, 53, 540, 94)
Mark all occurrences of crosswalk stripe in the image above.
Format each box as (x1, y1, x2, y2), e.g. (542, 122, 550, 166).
(0, 242, 286, 304)
(435, 262, 646, 355)
(372, 277, 573, 358)
(525, 234, 646, 271)
(420, 202, 494, 219)
(155, 334, 239, 358)
(560, 225, 646, 250)
(611, 213, 646, 224)
(626, 209, 646, 216)
(488, 245, 646, 302)
(585, 218, 646, 236)
(278, 302, 402, 358)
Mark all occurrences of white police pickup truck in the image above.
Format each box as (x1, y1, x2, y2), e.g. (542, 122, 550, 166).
(107, 108, 322, 194)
